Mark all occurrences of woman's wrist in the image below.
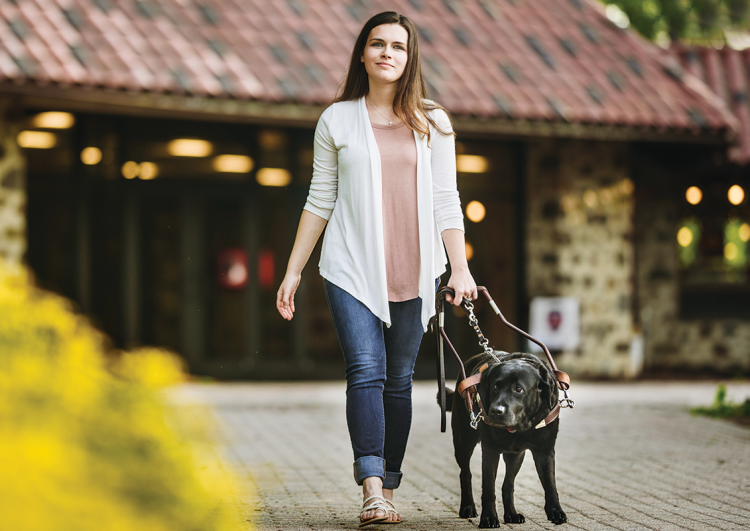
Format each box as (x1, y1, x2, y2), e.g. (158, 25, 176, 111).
(285, 268, 303, 279)
(450, 263, 470, 274)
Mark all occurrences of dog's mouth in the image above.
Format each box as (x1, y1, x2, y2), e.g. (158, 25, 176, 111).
(484, 416, 518, 432)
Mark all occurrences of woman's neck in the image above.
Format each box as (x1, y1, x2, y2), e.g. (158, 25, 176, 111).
(366, 80, 397, 109)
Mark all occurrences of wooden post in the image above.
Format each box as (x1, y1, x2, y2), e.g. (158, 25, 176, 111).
(181, 193, 206, 372)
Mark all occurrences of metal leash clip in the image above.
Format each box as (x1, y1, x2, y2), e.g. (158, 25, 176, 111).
(469, 409, 483, 430)
(560, 389, 575, 408)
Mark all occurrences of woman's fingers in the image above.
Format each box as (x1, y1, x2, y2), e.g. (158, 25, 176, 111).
(278, 297, 294, 320)
(446, 271, 477, 306)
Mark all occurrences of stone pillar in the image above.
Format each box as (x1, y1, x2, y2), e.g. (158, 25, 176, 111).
(0, 102, 26, 265)
(526, 138, 638, 378)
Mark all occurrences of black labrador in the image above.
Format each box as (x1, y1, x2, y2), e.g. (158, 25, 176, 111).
(443, 351, 567, 527)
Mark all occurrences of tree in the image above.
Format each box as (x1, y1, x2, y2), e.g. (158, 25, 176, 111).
(601, 0, 750, 43)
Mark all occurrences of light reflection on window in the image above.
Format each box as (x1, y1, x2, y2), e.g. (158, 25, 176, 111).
(724, 220, 748, 269)
(677, 219, 700, 269)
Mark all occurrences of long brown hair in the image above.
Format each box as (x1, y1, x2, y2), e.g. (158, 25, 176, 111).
(333, 11, 454, 144)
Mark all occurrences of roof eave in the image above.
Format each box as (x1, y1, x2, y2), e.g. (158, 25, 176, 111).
(1, 82, 733, 144)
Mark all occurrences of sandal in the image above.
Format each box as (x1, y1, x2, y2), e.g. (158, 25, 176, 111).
(382, 499, 402, 524)
(360, 495, 389, 527)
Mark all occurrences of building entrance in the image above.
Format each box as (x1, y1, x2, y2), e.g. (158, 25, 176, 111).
(24, 112, 522, 379)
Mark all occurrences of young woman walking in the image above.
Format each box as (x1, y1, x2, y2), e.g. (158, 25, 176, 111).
(276, 11, 476, 526)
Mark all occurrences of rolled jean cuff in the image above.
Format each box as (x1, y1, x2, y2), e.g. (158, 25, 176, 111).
(383, 471, 403, 489)
(353, 456, 386, 485)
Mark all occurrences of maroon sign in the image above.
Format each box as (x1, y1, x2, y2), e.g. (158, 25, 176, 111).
(548, 310, 562, 331)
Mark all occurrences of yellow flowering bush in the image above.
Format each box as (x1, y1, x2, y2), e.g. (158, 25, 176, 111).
(0, 261, 242, 531)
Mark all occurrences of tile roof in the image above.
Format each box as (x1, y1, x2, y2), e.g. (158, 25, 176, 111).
(673, 44, 750, 162)
(0, 0, 737, 137)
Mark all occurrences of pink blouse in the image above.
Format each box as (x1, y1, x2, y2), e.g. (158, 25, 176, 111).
(372, 121, 420, 302)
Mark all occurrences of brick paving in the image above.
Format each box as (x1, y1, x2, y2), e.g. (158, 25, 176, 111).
(170, 381, 750, 531)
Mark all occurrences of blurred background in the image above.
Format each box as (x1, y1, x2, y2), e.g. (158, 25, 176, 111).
(1, 0, 749, 381)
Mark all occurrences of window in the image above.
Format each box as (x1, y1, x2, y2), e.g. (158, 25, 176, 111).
(678, 180, 750, 318)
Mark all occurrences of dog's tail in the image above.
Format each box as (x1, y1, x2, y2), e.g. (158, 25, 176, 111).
(436, 387, 455, 412)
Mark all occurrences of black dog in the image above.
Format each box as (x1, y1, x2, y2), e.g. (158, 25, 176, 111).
(443, 351, 567, 527)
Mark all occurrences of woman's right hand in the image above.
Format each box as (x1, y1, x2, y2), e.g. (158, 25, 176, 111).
(276, 272, 301, 320)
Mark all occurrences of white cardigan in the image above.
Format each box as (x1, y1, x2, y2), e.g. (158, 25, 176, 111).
(303, 96, 464, 331)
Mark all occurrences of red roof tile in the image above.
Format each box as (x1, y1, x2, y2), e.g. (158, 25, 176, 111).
(0, 0, 737, 136)
(674, 44, 750, 162)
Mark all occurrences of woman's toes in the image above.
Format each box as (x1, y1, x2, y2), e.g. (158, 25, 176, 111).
(360, 508, 385, 523)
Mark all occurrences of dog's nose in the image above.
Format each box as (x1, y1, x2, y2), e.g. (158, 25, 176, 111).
(492, 405, 506, 417)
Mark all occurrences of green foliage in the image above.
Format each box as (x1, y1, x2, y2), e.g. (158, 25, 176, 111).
(691, 383, 750, 420)
(0, 261, 243, 531)
(601, 0, 750, 42)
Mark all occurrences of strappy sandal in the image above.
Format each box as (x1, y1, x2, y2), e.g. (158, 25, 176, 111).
(382, 499, 402, 524)
(359, 495, 389, 527)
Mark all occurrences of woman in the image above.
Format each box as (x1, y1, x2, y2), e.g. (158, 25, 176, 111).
(276, 11, 476, 526)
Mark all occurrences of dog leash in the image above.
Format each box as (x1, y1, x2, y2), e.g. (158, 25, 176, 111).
(434, 286, 575, 433)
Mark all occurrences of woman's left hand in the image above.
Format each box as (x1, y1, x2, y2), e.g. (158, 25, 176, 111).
(445, 267, 478, 306)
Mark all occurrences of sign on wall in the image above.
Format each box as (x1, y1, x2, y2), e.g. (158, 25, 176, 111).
(528, 297, 580, 352)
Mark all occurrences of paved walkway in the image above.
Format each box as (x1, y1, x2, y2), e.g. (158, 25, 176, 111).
(170, 381, 750, 531)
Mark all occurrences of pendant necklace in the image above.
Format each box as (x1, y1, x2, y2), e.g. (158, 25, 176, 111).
(367, 98, 394, 125)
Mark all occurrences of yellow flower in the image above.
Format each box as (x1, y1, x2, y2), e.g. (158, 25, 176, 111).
(0, 259, 245, 531)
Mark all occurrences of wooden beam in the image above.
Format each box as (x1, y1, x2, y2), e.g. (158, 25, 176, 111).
(1, 83, 733, 144)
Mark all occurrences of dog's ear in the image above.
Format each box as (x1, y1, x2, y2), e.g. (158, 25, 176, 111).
(537, 364, 559, 412)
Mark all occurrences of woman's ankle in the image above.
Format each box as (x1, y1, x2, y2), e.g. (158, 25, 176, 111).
(362, 476, 384, 499)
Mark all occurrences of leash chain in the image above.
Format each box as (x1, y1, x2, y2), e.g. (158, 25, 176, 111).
(462, 300, 501, 363)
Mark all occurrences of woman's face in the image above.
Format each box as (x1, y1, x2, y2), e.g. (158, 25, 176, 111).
(360, 23, 409, 86)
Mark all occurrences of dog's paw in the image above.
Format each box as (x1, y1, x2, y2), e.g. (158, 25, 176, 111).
(545, 505, 567, 525)
(504, 512, 525, 524)
(459, 504, 477, 519)
(478, 512, 501, 528)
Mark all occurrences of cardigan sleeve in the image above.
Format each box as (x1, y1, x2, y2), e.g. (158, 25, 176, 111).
(303, 106, 338, 221)
(429, 108, 465, 234)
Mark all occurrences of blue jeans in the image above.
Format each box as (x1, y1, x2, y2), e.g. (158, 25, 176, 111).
(324, 280, 426, 489)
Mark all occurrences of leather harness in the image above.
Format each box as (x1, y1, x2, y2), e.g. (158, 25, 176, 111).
(434, 286, 575, 433)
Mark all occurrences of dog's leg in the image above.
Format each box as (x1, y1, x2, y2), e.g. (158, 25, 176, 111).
(501, 451, 526, 524)
(478, 440, 501, 528)
(531, 449, 567, 525)
(452, 405, 479, 518)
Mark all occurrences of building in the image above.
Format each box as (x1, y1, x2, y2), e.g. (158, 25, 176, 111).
(0, 0, 747, 379)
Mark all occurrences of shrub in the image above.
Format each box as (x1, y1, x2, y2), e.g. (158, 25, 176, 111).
(691, 383, 750, 423)
(0, 261, 241, 531)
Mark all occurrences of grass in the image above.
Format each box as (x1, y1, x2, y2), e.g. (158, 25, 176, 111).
(691, 384, 750, 425)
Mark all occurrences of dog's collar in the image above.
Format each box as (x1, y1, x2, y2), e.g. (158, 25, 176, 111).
(457, 362, 562, 433)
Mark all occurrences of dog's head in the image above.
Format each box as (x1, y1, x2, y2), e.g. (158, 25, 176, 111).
(479, 353, 558, 432)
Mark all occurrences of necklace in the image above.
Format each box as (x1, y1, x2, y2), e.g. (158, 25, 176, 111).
(367, 98, 394, 125)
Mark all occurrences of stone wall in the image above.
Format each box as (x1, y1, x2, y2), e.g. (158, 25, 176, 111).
(0, 103, 26, 265)
(526, 138, 638, 378)
(635, 184, 750, 375)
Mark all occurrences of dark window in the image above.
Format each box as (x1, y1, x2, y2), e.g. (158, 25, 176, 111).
(678, 180, 750, 318)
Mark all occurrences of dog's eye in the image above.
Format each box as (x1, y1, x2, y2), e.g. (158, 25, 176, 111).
(514, 385, 524, 394)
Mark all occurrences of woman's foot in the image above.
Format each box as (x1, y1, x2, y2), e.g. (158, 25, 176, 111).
(360, 495, 389, 526)
(360, 478, 388, 526)
(382, 499, 401, 524)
